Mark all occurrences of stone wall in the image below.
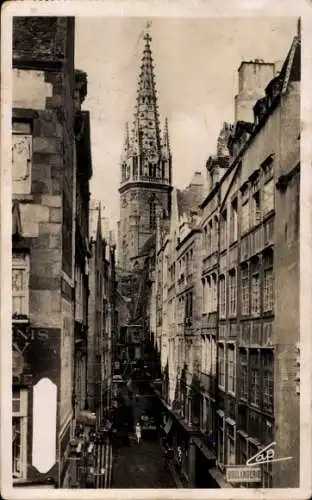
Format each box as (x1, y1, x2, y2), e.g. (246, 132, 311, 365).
(12, 16, 76, 486)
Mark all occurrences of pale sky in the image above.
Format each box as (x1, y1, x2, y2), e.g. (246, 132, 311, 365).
(75, 16, 297, 230)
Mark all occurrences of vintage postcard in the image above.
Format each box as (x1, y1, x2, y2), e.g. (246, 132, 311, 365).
(1, 0, 312, 499)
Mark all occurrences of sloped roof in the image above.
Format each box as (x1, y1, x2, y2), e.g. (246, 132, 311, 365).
(279, 34, 300, 93)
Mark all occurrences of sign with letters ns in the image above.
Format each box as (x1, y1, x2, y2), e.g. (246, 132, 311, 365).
(226, 466, 261, 483)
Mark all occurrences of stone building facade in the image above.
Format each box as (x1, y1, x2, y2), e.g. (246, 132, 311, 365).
(88, 204, 117, 426)
(153, 33, 300, 489)
(11, 17, 93, 488)
(154, 174, 210, 487)
(213, 34, 300, 489)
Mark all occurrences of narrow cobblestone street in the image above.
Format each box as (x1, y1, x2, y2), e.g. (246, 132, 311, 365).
(111, 438, 175, 488)
(111, 378, 176, 488)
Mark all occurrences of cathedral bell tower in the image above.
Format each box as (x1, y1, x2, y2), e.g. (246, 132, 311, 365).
(118, 31, 172, 271)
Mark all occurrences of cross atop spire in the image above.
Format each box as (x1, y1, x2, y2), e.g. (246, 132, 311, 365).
(144, 32, 152, 44)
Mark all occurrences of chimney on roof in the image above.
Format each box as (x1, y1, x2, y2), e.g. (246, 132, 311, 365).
(235, 60, 275, 123)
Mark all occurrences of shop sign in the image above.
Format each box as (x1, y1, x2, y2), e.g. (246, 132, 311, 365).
(226, 466, 261, 483)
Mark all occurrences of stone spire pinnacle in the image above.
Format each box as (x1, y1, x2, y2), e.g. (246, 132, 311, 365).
(162, 117, 171, 156)
(121, 122, 130, 161)
(131, 29, 161, 162)
(96, 201, 102, 240)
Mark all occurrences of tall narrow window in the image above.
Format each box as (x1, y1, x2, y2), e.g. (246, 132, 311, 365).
(189, 291, 193, 318)
(133, 156, 138, 178)
(213, 216, 218, 252)
(218, 343, 225, 389)
(250, 350, 260, 407)
(263, 251, 274, 313)
(263, 179, 275, 215)
(207, 275, 211, 313)
(202, 278, 206, 314)
(12, 121, 32, 195)
(161, 160, 166, 179)
(211, 336, 217, 376)
(149, 201, 156, 229)
(262, 350, 274, 413)
(226, 422, 236, 465)
(241, 201, 250, 234)
(263, 268, 274, 312)
(122, 163, 127, 182)
(208, 219, 213, 254)
(251, 261, 261, 316)
(219, 275, 226, 318)
(239, 348, 248, 400)
(12, 254, 30, 318)
(252, 191, 261, 226)
(12, 389, 28, 480)
(230, 198, 238, 243)
(240, 265, 249, 316)
(201, 336, 206, 373)
(206, 335, 212, 374)
(229, 270, 237, 317)
(227, 344, 235, 394)
(217, 414, 225, 464)
(220, 210, 227, 250)
(211, 274, 217, 312)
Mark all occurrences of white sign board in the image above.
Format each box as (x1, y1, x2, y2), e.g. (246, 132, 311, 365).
(32, 377, 57, 473)
(226, 466, 261, 484)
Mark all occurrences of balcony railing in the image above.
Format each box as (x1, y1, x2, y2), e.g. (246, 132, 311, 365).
(121, 175, 170, 185)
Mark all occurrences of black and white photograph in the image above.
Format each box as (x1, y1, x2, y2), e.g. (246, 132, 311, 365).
(1, 1, 312, 498)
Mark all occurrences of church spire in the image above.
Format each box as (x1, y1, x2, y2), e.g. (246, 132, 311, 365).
(120, 26, 172, 188)
(131, 30, 161, 162)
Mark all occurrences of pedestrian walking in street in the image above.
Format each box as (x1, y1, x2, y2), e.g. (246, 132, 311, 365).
(135, 422, 142, 444)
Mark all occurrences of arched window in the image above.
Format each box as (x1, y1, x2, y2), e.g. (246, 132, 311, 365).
(161, 160, 166, 179)
(150, 200, 156, 229)
(149, 162, 153, 178)
(133, 156, 138, 179)
(121, 163, 126, 182)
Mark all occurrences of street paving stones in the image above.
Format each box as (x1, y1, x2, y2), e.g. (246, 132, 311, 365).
(111, 438, 176, 488)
